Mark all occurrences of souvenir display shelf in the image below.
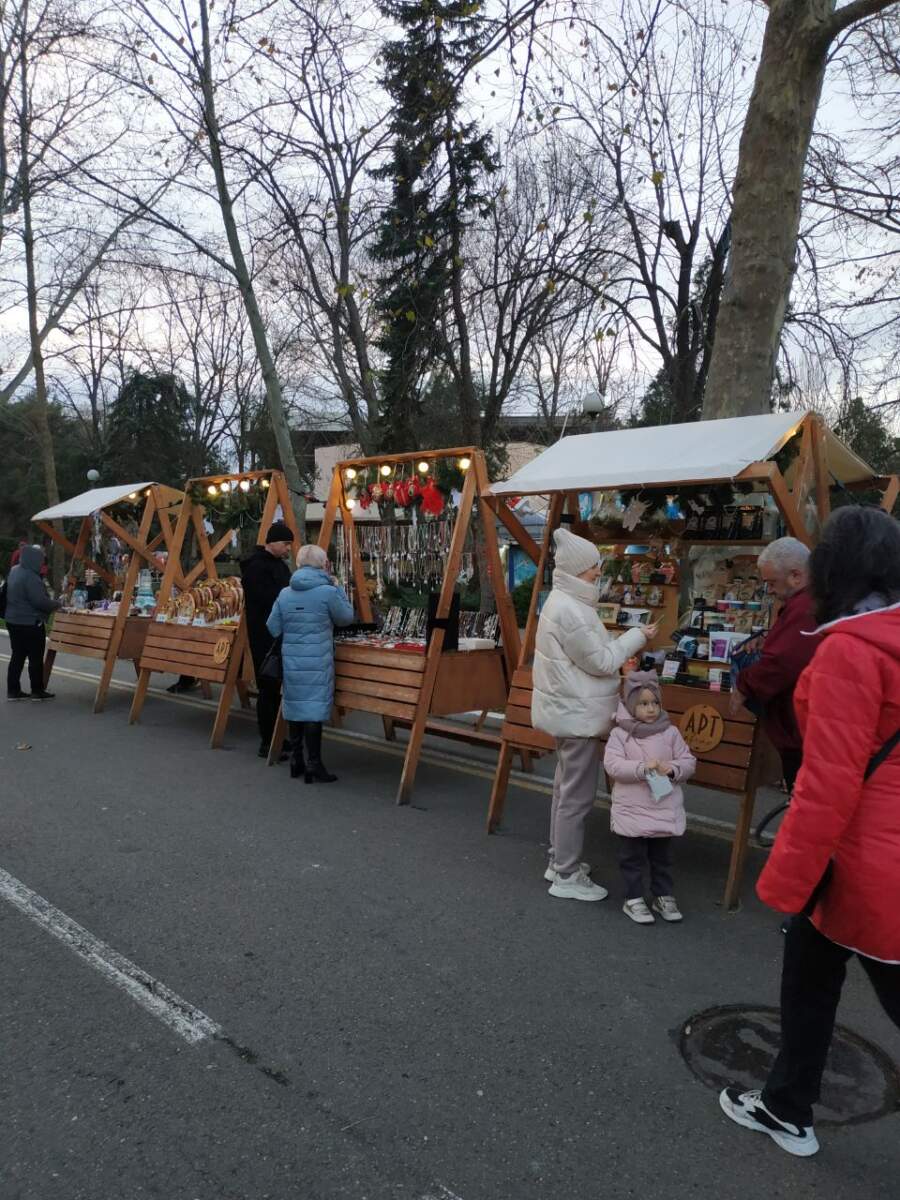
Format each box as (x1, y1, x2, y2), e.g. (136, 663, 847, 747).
(483, 411, 899, 909)
(267, 448, 521, 804)
(32, 483, 186, 712)
(128, 469, 300, 748)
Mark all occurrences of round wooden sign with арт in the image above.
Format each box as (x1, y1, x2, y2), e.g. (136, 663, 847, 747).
(678, 704, 725, 754)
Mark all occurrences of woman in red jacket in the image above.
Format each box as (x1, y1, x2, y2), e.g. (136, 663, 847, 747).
(720, 506, 900, 1157)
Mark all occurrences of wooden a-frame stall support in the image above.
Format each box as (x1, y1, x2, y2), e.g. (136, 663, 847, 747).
(128, 469, 300, 747)
(268, 448, 521, 805)
(482, 411, 899, 910)
(33, 482, 186, 712)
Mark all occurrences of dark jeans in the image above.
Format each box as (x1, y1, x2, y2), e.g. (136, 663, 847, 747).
(7, 622, 45, 695)
(780, 748, 803, 794)
(616, 835, 674, 900)
(762, 916, 900, 1127)
(288, 721, 325, 764)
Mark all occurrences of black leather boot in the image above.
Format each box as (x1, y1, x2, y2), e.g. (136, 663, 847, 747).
(304, 722, 337, 784)
(288, 722, 306, 780)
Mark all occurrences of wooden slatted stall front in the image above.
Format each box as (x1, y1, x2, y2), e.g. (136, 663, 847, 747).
(131, 623, 244, 747)
(47, 612, 151, 667)
(487, 667, 762, 910)
(333, 643, 425, 724)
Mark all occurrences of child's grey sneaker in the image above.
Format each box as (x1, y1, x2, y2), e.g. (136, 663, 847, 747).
(548, 868, 608, 901)
(652, 895, 683, 922)
(719, 1087, 819, 1157)
(623, 898, 655, 924)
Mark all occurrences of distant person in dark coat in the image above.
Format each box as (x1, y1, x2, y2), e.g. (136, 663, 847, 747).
(731, 537, 821, 793)
(240, 521, 294, 758)
(5, 545, 60, 701)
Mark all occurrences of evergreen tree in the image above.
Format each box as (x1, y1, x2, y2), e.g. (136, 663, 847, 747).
(373, 0, 498, 450)
(104, 371, 211, 486)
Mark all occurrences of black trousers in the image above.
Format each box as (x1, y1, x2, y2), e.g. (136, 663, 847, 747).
(762, 916, 900, 1127)
(250, 647, 282, 749)
(616, 835, 674, 900)
(780, 748, 803, 794)
(288, 721, 324, 764)
(7, 622, 45, 695)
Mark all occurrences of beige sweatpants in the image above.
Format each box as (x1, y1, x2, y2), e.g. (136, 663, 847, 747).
(549, 736, 603, 876)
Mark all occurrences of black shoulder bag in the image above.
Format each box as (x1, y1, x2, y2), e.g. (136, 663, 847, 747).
(800, 728, 900, 915)
(258, 635, 283, 683)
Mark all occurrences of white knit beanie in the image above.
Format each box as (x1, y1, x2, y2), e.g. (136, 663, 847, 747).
(553, 527, 600, 576)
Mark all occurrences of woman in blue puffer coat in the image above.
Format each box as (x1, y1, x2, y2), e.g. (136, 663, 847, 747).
(267, 544, 355, 782)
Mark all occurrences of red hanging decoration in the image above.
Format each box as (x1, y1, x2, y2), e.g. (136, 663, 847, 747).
(370, 481, 384, 501)
(421, 478, 444, 516)
(407, 477, 422, 501)
(394, 478, 410, 507)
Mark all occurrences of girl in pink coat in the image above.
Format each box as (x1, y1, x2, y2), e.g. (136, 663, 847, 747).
(603, 671, 696, 924)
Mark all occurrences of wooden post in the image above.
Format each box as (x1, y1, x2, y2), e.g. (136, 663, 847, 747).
(396, 464, 478, 805)
(94, 489, 158, 713)
(520, 493, 565, 668)
(809, 415, 831, 526)
(487, 742, 515, 833)
(880, 476, 898, 515)
(722, 736, 763, 910)
(473, 451, 521, 677)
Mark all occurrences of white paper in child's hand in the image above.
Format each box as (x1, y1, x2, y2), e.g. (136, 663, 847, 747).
(646, 770, 674, 802)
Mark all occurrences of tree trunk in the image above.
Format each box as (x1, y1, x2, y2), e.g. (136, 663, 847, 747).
(18, 27, 63, 588)
(198, 0, 306, 537)
(702, 0, 833, 418)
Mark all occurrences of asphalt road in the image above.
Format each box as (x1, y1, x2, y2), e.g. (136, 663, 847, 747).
(2, 644, 898, 1199)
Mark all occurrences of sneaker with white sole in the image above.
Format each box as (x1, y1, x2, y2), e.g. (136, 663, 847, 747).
(543, 860, 590, 882)
(719, 1086, 819, 1157)
(623, 898, 655, 924)
(548, 867, 608, 901)
(652, 895, 683, 922)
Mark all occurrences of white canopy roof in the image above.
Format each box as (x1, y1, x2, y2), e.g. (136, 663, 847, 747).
(490, 412, 876, 496)
(33, 484, 156, 521)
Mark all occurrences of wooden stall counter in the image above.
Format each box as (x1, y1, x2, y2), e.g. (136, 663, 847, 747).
(334, 640, 507, 717)
(130, 621, 247, 748)
(46, 611, 154, 712)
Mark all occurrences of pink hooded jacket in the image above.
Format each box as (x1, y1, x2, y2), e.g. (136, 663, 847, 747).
(603, 700, 697, 838)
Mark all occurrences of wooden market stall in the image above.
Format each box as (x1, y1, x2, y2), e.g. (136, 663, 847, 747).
(482, 411, 899, 909)
(32, 482, 186, 712)
(128, 469, 300, 747)
(268, 448, 521, 804)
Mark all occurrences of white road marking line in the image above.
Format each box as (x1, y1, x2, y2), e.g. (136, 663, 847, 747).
(419, 1187, 465, 1200)
(0, 866, 222, 1045)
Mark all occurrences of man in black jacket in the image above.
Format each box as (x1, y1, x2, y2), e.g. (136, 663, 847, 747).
(240, 522, 294, 757)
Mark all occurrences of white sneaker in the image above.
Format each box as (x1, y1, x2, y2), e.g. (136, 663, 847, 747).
(719, 1087, 819, 1157)
(543, 860, 590, 882)
(548, 867, 608, 901)
(652, 895, 683, 922)
(623, 898, 655, 924)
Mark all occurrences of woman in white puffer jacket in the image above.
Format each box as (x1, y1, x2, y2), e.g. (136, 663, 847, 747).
(533, 527, 655, 901)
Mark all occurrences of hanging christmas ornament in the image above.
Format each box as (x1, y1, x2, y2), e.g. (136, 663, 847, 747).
(394, 479, 410, 507)
(370, 481, 384, 501)
(408, 477, 422, 501)
(421, 479, 444, 517)
(622, 495, 649, 532)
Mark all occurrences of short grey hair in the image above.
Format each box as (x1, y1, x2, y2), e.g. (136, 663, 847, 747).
(757, 536, 810, 576)
(296, 544, 328, 569)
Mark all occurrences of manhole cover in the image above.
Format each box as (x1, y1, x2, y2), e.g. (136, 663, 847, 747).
(680, 1005, 900, 1127)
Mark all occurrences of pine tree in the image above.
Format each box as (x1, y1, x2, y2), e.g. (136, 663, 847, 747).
(373, 0, 498, 451)
(104, 371, 210, 485)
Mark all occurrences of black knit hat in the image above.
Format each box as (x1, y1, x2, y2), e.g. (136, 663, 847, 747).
(265, 521, 294, 544)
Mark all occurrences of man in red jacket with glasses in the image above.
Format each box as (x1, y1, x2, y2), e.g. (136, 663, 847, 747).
(731, 537, 821, 792)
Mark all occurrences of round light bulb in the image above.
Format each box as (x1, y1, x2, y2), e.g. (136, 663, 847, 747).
(260, 478, 270, 489)
(128, 492, 138, 500)
(207, 484, 218, 496)
(345, 467, 357, 480)
(458, 456, 471, 471)
(239, 479, 251, 492)
(346, 497, 357, 510)
(380, 464, 392, 477)
(417, 461, 429, 474)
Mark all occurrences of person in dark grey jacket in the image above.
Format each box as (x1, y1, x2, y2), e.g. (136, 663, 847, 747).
(6, 544, 59, 700)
